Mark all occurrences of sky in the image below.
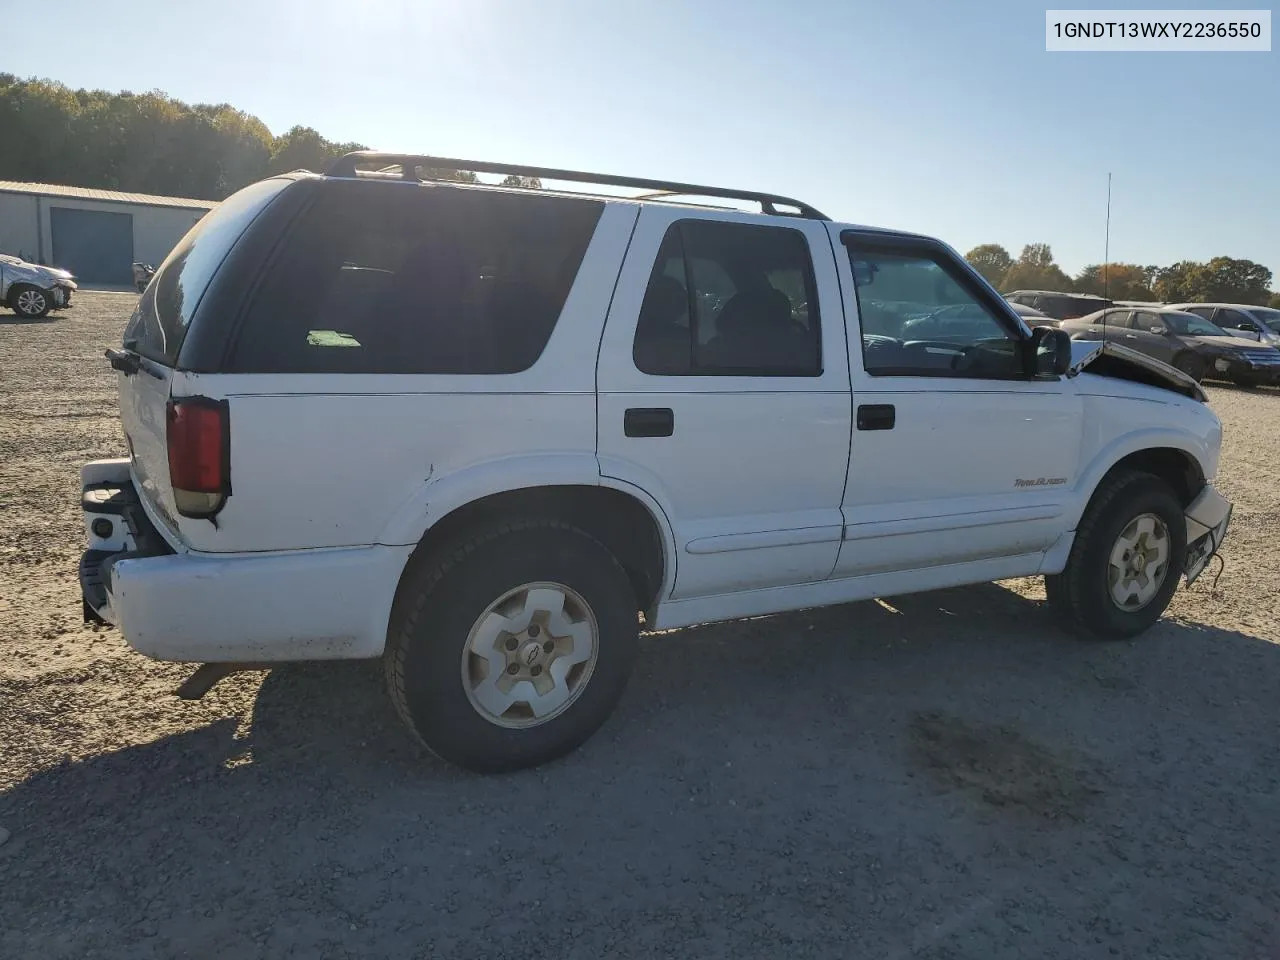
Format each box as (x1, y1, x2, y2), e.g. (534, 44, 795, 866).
(7, 0, 1278, 281)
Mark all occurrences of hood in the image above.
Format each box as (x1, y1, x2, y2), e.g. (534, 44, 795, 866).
(1185, 334, 1275, 353)
(1067, 340, 1206, 402)
(0, 254, 74, 285)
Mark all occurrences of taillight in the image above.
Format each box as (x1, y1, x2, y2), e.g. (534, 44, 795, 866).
(166, 397, 230, 518)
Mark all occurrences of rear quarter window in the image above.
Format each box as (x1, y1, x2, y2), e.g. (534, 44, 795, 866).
(229, 181, 604, 374)
(124, 178, 292, 365)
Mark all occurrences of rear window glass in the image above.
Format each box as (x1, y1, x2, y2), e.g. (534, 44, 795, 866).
(229, 182, 603, 374)
(124, 178, 291, 365)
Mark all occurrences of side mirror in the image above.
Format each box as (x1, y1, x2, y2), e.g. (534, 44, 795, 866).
(850, 260, 877, 286)
(1149, 324, 1167, 335)
(1027, 325, 1072, 376)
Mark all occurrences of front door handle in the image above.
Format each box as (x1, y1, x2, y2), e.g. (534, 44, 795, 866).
(856, 403, 895, 431)
(624, 407, 674, 438)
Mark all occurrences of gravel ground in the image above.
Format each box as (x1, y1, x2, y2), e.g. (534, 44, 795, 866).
(2, 292, 1278, 959)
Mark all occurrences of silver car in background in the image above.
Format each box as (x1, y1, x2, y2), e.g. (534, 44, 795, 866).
(1167, 302, 1280, 346)
(1, 254, 78, 319)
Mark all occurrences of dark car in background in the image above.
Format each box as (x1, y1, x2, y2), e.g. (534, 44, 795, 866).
(1063, 306, 1280, 387)
(1006, 289, 1112, 321)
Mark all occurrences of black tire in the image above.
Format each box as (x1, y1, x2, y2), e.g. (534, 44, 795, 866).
(1044, 470, 1186, 639)
(9, 285, 51, 319)
(1172, 353, 1204, 382)
(385, 519, 639, 773)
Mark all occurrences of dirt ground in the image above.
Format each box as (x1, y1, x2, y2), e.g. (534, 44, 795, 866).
(2, 292, 1278, 959)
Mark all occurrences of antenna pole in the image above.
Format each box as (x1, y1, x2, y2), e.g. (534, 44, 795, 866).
(1103, 172, 1112, 301)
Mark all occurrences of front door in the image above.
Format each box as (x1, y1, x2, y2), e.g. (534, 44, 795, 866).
(596, 208, 851, 600)
(831, 229, 1083, 578)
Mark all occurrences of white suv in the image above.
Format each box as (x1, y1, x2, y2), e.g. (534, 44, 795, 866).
(80, 154, 1233, 772)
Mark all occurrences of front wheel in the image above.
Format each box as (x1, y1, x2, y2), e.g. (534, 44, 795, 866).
(385, 520, 639, 773)
(1044, 470, 1186, 639)
(1172, 353, 1205, 382)
(9, 285, 51, 318)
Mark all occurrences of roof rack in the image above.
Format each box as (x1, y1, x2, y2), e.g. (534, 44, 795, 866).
(325, 152, 830, 220)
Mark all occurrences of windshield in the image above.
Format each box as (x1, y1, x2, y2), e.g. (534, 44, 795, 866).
(1163, 312, 1232, 337)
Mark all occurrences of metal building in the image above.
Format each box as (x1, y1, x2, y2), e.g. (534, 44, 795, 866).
(0, 181, 216, 287)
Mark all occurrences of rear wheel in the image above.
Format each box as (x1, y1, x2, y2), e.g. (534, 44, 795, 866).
(1044, 470, 1186, 639)
(385, 519, 639, 773)
(9, 285, 51, 319)
(1172, 353, 1205, 382)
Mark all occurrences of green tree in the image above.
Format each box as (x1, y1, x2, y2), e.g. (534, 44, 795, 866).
(1074, 263, 1155, 301)
(0, 75, 366, 199)
(964, 244, 1012, 288)
(1155, 258, 1274, 305)
(1001, 243, 1073, 293)
(1195, 257, 1273, 305)
(1270, 292, 1280, 309)
(1153, 261, 1201, 302)
(267, 125, 365, 177)
(500, 174, 542, 189)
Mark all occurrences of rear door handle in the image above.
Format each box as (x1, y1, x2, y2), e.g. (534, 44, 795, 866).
(624, 407, 674, 438)
(1124, 333, 1138, 339)
(856, 404, 895, 431)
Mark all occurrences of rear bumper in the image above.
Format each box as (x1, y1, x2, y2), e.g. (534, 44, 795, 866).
(79, 460, 413, 663)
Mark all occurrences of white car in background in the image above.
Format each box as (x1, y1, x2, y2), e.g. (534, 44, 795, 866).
(0, 254, 78, 318)
(1167, 303, 1280, 346)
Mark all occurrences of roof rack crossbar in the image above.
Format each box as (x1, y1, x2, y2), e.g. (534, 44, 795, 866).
(325, 152, 830, 220)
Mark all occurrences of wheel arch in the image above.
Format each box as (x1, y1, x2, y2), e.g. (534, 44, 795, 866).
(387, 477, 675, 622)
(1072, 438, 1207, 530)
(7, 281, 50, 309)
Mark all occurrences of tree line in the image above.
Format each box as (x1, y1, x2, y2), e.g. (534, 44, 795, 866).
(965, 243, 1280, 309)
(0, 75, 541, 200)
(0, 75, 1269, 305)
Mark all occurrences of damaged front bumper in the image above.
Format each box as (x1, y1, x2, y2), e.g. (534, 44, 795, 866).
(1184, 484, 1232, 586)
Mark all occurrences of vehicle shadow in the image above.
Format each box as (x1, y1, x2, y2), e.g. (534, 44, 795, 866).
(3, 584, 1279, 959)
(1205, 380, 1280, 395)
(0, 313, 58, 325)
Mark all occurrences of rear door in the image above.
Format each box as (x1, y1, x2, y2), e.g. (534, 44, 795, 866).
(1095, 309, 1128, 342)
(596, 207, 851, 600)
(117, 178, 293, 536)
(1119, 310, 1177, 363)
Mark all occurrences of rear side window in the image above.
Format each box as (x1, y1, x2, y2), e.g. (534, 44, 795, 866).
(632, 219, 821, 376)
(230, 182, 603, 374)
(124, 178, 291, 365)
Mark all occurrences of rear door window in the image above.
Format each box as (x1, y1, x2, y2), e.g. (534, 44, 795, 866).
(124, 178, 291, 365)
(631, 219, 821, 376)
(231, 182, 603, 374)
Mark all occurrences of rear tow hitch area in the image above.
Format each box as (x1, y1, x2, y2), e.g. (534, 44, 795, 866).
(175, 663, 273, 700)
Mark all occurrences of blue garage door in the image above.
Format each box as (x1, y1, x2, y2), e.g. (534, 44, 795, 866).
(50, 207, 135, 285)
